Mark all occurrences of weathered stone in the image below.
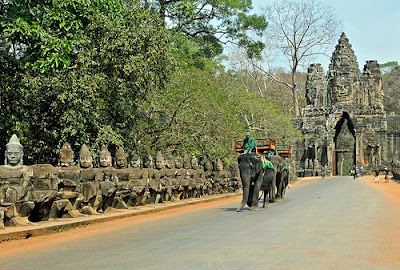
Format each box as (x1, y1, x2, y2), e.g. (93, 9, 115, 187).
(5, 134, 24, 166)
(297, 33, 400, 176)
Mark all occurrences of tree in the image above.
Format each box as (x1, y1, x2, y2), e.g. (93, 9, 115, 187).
(382, 63, 400, 114)
(0, 0, 174, 163)
(143, 0, 268, 58)
(136, 64, 299, 161)
(255, 0, 341, 116)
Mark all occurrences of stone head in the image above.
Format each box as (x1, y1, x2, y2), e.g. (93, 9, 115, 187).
(183, 154, 191, 169)
(174, 155, 183, 169)
(5, 134, 23, 166)
(155, 151, 165, 170)
(165, 154, 175, 169)
(204, 159, 213, 171)
(216, 159, 224, 171)
(59, 142, 74, 167)
(79, 144, 93, 168)
(143, 152, 153, 168)
(191, 155, 199, 169)
(99, 145, 112, 167)
(115, 147, 128, 168)
(130, 151, 141, 168)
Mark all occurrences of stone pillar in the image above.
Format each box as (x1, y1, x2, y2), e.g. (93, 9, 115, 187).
(327, 134, 334, 176)
(355, 132, 361, 166)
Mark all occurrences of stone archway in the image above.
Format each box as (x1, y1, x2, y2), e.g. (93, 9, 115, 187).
(332, 112, 356, 175)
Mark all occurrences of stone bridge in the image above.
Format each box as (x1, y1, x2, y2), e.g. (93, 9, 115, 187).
(0, 135, 240, 229)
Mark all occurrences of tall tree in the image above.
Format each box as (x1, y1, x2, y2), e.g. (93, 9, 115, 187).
(0, 0, 173, 163)
(253, 0, 341, 116)
(143, 0, 268, 58)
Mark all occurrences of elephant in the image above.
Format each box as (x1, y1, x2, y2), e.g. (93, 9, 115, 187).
(259, 167, 275, 208)
(277, 165, 289, 199)
(236, 153, 269, 212)
(267, 155, 287, 202)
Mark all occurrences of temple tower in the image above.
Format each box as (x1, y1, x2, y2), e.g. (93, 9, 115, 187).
(297, 33, 398, 176)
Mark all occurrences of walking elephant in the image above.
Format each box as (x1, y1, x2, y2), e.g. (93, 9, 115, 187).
(236, 154, 264, 212)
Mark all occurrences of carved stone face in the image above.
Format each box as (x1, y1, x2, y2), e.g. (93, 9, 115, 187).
(216, 159, 224, 171)
(174, 156, 183, 169)
(100, 153, 111, 167)
(155, 151, 165, 170)
(143, 153, 153, 168)
(116, 156, 127, 168)
(130, 153, 141, 168)
(5, 134, 23, 166)
(165, 155, 175, 169)
(204, 160, 213, 171)
(80, 155, 93, 168)
(115, 148, 127, 168)
(79, 144, 93, 168)
(191, 155, 198, 169)
(6, 144, 23, 166)
(60, 142, 74, 167)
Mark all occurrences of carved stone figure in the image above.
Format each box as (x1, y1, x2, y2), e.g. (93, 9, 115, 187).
(99, 145, 112, 168)
(114, 147, 128, 169)
(155, 151, 165, 170)
(79, 144, 93, 168)
(130, 151, 141, 168)
(143, 152, 154, 169)
(59, 142, 74, 167)
(5, 134, 24, 166)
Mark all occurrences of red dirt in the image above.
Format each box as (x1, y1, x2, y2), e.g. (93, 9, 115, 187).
(360, 175, 400, 267)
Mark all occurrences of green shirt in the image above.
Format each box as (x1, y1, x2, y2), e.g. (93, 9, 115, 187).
(243, 138, 257, 153)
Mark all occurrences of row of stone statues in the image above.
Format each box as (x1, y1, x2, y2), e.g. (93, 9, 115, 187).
(0, 135, 240, 228)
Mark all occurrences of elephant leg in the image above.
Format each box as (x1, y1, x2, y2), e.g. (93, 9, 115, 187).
(250, 175, 262, 211)
(236, 180, 250, 212)
(270, 172, 277, 202)
(263, 190, 269, 208)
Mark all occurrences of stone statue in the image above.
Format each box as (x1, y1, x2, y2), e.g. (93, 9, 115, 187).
(99, 145, 112, 168)
(77, 144, 100, 214)
(183, 154, 191, 169)
(165, 154, 175, 169)
(191, 155, 199, 169)
(174, 155, 183, 169)
(155, 151, 165, 170)
(59, 142, 74, 167)
(130, 150, 141, 168)
(79, 144, 93, 168)
(114, 147, 128, 169)
(143, 152, 154, 169)
(5, 134, 23, 166)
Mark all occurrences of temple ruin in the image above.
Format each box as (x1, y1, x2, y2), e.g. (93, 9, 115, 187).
(296, 33, 400, 176)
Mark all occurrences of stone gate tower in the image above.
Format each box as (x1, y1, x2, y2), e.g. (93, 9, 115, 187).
(296, 33, 400, 176)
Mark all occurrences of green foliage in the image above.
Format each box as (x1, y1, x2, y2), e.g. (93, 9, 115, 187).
(382, 67, 400, 114)
(0, 0, 296, 165)
(147, 0, 267, 59)
(137, 66, 298, 161)
(0, 0, 173, 163)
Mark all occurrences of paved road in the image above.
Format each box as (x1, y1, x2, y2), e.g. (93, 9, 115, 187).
(1, 176, 398, 270)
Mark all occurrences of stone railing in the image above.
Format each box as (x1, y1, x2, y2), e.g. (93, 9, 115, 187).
(0, 163, 240, 228)
(0, 135, 240, 228)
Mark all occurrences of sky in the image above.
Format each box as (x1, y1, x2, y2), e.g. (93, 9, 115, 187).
(250, 0, 400, 70)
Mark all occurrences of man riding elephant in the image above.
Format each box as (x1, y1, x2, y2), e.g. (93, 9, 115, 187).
(243, 131, 257, 154)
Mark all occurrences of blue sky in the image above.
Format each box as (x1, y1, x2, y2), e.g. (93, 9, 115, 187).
(251, 0, 400, 70)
